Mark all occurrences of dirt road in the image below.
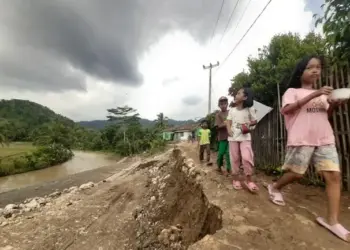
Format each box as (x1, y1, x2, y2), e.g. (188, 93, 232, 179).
(183, 143, 350, 250)
(0, 143, 349, 250)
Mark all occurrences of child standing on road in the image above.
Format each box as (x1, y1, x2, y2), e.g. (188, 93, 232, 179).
(198, 120, 212, 165)
(215, 96, 231, 174)
(267, 55, 349, 242)
(226, 87, 258, 192)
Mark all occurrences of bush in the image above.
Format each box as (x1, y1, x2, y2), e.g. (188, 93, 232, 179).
(115, 137, 167, 157)
(0, 143, 73, 176)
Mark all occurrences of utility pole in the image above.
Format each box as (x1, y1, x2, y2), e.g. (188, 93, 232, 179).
(203, 61, 219, 114)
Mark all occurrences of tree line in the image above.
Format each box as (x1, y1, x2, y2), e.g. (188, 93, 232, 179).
(0, 99, 169, 176)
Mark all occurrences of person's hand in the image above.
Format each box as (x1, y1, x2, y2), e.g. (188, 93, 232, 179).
(314, 86, 333, 97)
(228, 130, 233, 137)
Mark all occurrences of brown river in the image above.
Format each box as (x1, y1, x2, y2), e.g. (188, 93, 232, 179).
(0, 151, 118, 193)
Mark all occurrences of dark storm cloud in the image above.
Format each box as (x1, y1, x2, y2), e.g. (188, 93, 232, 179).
(0, 0, 239, 91)
(182, 95, 203, 106)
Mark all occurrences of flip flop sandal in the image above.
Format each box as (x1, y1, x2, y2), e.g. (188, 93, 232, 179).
(316, 217, 350, 242)
(232, 180, 242, 190)
(267, 184, 285, 206)
(244, 181, 259, 193)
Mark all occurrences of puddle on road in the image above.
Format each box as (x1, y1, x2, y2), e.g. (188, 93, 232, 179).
(0, 151, 118, 193)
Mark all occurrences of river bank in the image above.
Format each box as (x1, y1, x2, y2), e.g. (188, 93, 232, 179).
(0, 156, 133, 207)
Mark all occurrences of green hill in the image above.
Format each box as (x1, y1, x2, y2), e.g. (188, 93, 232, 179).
(0, 99, 74, 141)
(0, 99, 195, 141)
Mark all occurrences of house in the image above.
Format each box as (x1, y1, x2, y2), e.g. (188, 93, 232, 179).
(162, 124, 199, 141)
(162, 130, 174, 141)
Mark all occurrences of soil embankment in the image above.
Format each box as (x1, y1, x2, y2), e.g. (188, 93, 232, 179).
(1, 144, 350, 250)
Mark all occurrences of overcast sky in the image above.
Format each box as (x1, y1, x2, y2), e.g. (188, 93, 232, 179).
(0, 0, 324, 121)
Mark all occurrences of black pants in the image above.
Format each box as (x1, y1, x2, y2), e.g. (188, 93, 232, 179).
(199, 144, 210, 162)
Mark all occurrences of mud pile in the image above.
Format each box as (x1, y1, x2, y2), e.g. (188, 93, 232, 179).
(0, 148, 223, 250)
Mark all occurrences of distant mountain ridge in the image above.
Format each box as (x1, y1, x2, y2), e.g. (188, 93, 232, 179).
(0, 99, 196, 135)
(77, 118, 196, 129)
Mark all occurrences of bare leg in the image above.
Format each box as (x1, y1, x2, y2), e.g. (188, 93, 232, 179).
(322, 171, 341, 225)
(273, 172, 303, 191)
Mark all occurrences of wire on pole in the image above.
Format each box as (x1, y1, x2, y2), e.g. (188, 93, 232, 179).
(216, 0, 273, 72)
(209, 0, 225, 45)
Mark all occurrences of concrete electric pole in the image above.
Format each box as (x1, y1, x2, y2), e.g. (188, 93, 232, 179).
(203, 61, 219, 114)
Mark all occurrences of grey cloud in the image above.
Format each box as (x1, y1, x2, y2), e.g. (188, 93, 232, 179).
(182, 95, 203, 106)
(0, 0, 239, 91)
(305, 0, 324, 15)
(162, 77, 180, 86)
(305, 0, 324, 28)
(0, 45, 85, 91)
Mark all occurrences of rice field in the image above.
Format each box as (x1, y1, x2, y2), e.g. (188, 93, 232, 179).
(0, 142, 36, 158)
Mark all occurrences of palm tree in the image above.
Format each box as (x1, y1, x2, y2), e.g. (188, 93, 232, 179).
(155, 113, 168, 129)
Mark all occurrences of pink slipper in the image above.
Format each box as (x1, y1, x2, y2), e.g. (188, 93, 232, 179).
(244, 181, 259, 193)
(232, 180, 242, 190)
(268, 184, 285, 206)
(316, 217, 350, 242)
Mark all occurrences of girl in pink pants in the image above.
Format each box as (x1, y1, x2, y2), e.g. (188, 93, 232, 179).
(226, 87, 258, 192)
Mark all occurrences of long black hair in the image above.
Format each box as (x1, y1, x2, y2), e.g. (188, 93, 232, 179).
(287, 55, 324, 89)
(242, 87, 254, 108)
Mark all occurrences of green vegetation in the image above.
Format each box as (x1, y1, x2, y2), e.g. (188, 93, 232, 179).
(315, 0, 350, 63)
(0, 142, 35, 157)
(230, 32, 326, 107)
(0, 143, 73, 176)
(0, 99, 74, 141)
(78, 115, 192, 129)
(0, 99, 171, 176)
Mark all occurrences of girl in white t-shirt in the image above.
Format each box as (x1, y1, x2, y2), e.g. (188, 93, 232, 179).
(226, 87, 258, 192)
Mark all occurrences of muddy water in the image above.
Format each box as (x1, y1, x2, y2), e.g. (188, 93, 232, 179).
(0, 151, 118, 193)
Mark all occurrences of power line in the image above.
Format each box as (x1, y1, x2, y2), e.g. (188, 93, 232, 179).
(209, 0, 225, 45)
(212, 0, 251, 76)
(217, 0, 273, 71)
(217, 0, 241, 46)
(228, 0, 252, 45)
